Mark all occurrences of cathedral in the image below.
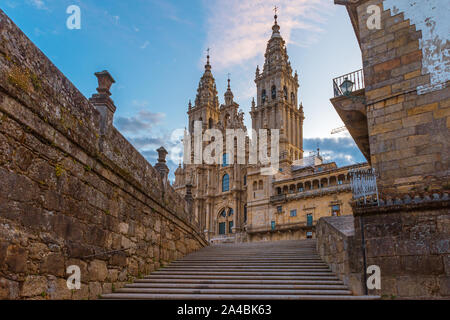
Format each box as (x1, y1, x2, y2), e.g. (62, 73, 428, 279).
(174, 14, 368, 243)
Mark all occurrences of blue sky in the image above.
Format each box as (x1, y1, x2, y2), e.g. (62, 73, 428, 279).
(2, 0, 366, 177)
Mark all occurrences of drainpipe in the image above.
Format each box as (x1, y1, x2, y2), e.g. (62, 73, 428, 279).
(360, 215, 368, 295)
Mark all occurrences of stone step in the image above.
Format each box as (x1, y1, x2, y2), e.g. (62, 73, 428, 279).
(169, 264, 330, 268)
(125, 283, 349, 290)
(113, 288, 354, 295)
(151, 271, 334, 276)
(102, 293, 380, 300)
(178, 258, 323, 262)
(161, 266, 331, 270)
(101, 239, 378, 300)
(145, 275, 340, 280)
(133, 279, 345, 285)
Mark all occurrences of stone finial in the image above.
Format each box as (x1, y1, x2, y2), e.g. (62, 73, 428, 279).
(90, 70, 117, 138)
(94, 70, 115, 96)
(155, 146, 169, 185)
(157, 146, 168, 163)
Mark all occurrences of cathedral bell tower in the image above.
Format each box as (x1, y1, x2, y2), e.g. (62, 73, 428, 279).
(188, 51, 220, 133)
(250, 13, 305, 164)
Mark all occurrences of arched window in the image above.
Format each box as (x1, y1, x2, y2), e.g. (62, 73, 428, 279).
(261, 89, 267, 103)
(271, 85, 277, 100)
(228, 208, 234, 216)
(222, 174, 230, 192)
(258, 180, 263, 190)
(291, 92, 295, 103)
(224, 113, 230, 128)
(243, 175, 247, 186)
(208, 118, 213, 129)
(253, 181, 258, 191)
(218, 210, 227, 234)
(244, 205, 247, 223)
(276, 187, 282, 195)
(283, 86, 288, 101)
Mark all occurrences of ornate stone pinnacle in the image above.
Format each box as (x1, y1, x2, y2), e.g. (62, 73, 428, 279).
(157, 146, 168, 163)
(94, 70, 115, 96)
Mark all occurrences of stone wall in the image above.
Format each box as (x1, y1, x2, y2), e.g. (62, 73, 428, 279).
(353, 198, 449, 299)
(0, 10, 206, 299)
(358, 0, 449, 195)
(316, 215, 365, 295)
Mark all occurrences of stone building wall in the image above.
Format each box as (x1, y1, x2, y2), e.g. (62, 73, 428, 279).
(353, 199, 449, 299)
(0, 10, 206, 300)
(316, 215, 365, 295)
(358, 0, 449, 195)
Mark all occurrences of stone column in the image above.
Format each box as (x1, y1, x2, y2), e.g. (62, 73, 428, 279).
(295, 114, 299, 149)
(185, 184, 194, 219)
(289, 109, 293, 148)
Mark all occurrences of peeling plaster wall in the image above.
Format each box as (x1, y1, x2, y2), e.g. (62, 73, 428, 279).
(384, 0, 450, 94)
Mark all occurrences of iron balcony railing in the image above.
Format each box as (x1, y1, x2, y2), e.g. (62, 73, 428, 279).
(270, 184, 352, 203)
(246, 221, 313, 234)
(349, 167, 379, 205)
(333, 69, 365, 97)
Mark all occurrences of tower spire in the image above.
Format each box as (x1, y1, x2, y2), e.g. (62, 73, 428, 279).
(274, 6, 278, 24)
(271, 7, 281, 38)
(224, 73, 234, 106)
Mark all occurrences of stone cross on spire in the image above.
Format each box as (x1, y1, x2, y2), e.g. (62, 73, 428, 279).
(274, 6, 278, 23)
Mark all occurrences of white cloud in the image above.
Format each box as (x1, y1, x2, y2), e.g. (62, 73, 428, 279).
(27, 0, 47, 10)
(203, 0, 331, 70)
(140, 40, 150, 49)
(132, 100, 149, 108)
(115, 110, 165, 134)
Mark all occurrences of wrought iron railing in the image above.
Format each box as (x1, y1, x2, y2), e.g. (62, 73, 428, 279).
(270, 184, 351, 203)
(333, 69, 365, 97)
(349, 167, 379, 205)
(247, 221, 312, 234)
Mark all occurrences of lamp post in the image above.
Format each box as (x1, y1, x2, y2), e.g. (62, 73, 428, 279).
(340, 77, 354, 96)
(339, 77, 366, 104)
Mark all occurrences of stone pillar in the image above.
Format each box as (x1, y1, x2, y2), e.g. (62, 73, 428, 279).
(290, 110, 294, 148)
(185, 184, 194, 218)
(282, 105, 290, 143)
(89, 70, 116, 136)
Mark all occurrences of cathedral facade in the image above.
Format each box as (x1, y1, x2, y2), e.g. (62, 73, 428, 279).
(174, 15, 369, 243)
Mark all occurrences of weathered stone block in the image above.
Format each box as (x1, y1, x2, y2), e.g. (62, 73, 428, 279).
(439, 277, 450, 296)
(88, 282, 102, 300)
(47, 277, 72, 300)
(21, 275, 47, 298)
(0, 278, 19, 299)
(88, 260, 108, 282)
(40, 253, 65, 277)
(5, 245, 28, 273)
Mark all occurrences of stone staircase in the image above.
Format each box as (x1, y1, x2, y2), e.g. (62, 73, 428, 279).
(102, 240, 378, 300)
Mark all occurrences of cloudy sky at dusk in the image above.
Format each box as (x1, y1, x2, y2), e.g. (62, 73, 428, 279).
(2, 0, 366, 179)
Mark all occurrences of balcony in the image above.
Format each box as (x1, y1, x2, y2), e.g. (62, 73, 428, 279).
(246, 221, 314, 235)
(333, 69, 365, 98)
(330, 69, 370, 163)
(270, 184, 352, 203)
